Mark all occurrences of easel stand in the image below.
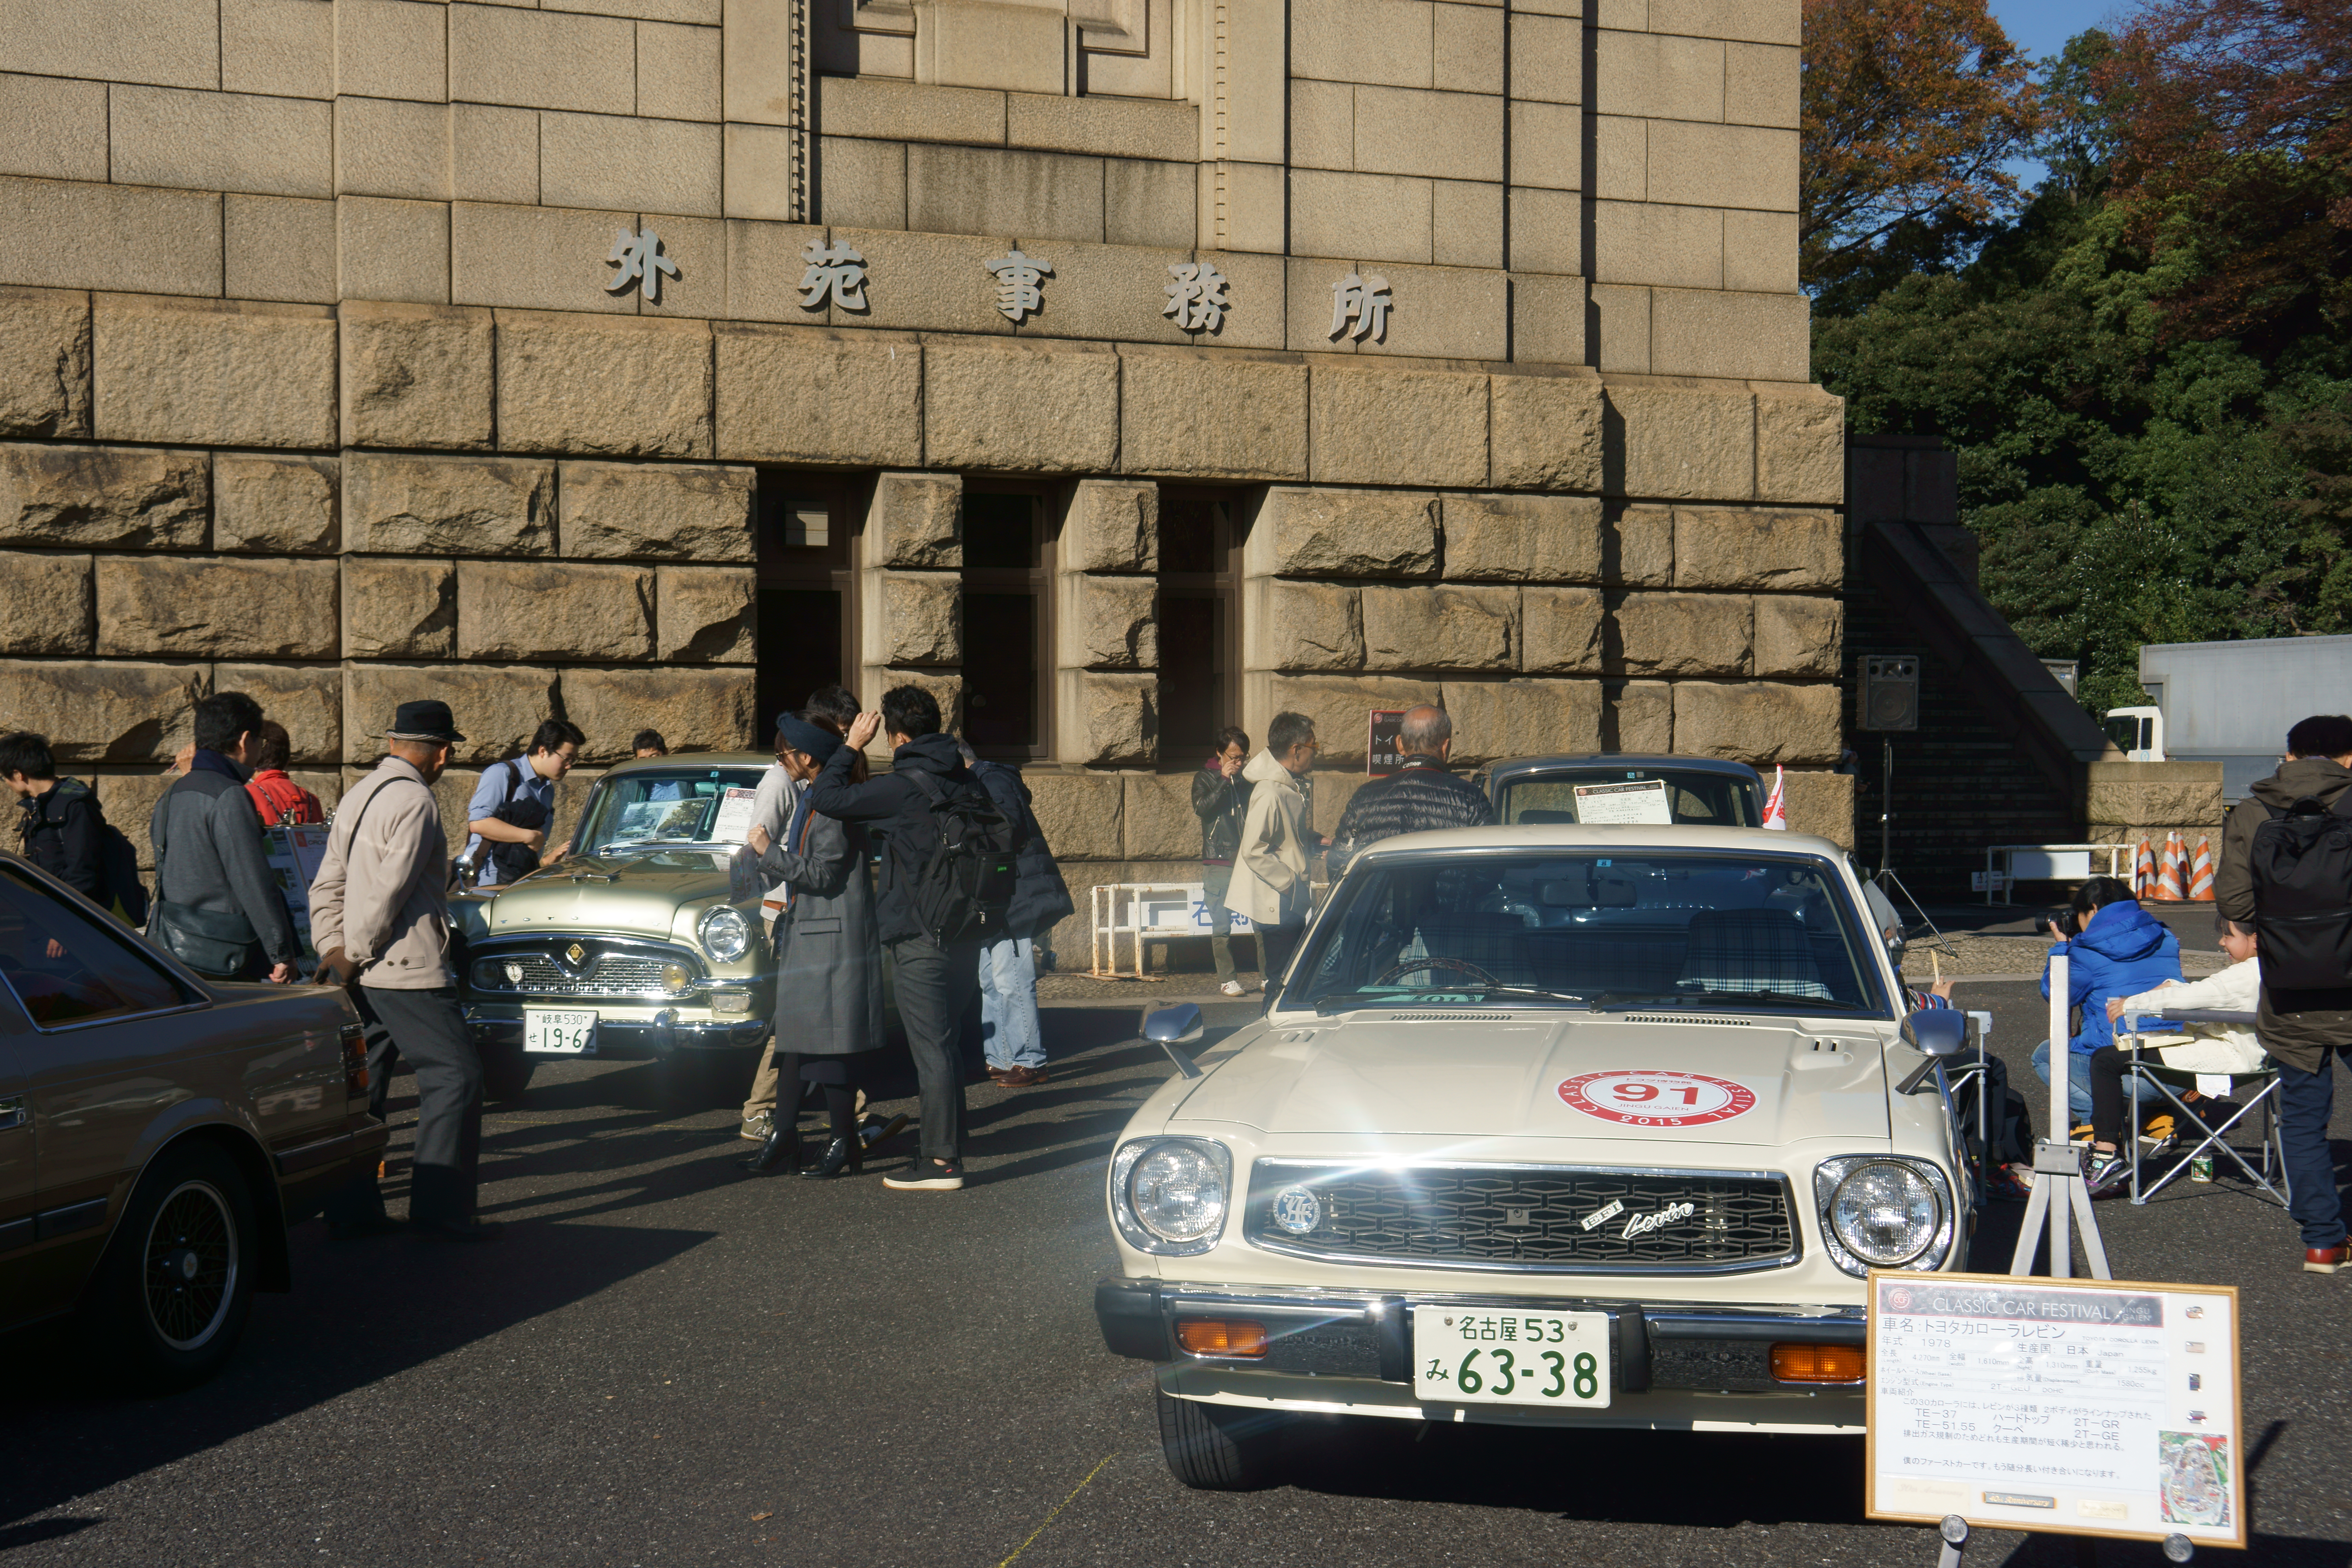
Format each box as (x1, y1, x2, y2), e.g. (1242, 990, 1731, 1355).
(2002, 949, 2113, 1279)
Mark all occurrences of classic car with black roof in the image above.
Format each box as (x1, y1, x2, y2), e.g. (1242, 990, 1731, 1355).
(1477, 754, 1767, 828)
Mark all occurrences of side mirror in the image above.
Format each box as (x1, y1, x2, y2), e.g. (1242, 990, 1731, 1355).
(1896, 1008, 1970, 1094)
(1145, 1003, 1205, 1080)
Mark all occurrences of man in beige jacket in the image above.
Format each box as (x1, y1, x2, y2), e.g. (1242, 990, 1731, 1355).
(1223, 711, 1320, 992)
(314, 701, 500, 1242)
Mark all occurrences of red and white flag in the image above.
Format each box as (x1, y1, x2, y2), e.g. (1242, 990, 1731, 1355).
(1761, 765, 1788, 830)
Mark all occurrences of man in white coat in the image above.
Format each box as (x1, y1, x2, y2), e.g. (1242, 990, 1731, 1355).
(1223, 711, 1320, 993)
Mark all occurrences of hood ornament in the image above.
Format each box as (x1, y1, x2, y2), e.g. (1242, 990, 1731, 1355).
(563, 941, 588, 968)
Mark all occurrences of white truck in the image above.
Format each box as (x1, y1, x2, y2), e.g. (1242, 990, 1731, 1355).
(2108, 633, 2352, 801)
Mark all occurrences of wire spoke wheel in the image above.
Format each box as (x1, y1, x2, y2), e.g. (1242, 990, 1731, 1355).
(142, 1179, 239, 1352)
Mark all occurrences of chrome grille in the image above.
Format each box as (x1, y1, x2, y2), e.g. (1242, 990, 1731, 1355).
(1245, 1164, 1796, 1274)
(477, 947, 689, 998)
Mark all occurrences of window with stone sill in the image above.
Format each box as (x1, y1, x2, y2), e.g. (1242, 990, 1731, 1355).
(755, 474, 858, 739)
(1157, 489, 1240, 761)
(962, 486, 1054, 761)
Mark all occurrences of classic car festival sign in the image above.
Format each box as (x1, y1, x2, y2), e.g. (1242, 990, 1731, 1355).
(1866, 1270, 2247, 1551)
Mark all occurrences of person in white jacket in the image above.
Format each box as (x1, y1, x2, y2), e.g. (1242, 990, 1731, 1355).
(2082, 915, 2270, 1192)
(1223, 711, 1319, 991)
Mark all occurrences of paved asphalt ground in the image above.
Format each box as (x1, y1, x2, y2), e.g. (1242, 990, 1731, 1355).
(4, 972, 2347, 1567)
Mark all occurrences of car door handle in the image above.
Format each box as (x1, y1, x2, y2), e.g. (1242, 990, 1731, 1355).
(0, 1096, 26, 1132)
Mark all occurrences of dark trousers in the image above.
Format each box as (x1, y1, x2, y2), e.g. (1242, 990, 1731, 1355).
(2277, 1045, 2348, 1250)
(329, 985, 484, 1226)
(1257, 923, 1304, 990)
(890, 936, 979, 1163)
(2087, 1045, 2133, 1148)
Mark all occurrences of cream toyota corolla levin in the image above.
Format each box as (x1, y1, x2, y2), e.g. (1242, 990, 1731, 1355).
(1094, 824, 1974, 1489)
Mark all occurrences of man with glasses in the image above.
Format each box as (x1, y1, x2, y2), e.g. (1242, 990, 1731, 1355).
(1223, 711, 1322, 993)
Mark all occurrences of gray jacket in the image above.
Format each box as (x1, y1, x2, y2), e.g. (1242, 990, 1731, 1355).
(308, 757, 453, 991)
(760, 809, 883, 1056)
(150, 762, 299, 969)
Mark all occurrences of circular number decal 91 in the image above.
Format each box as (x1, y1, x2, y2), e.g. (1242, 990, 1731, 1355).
(1557, 1069, 1755, 1127)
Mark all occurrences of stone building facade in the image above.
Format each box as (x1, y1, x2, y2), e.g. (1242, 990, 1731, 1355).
(0, 0, 1850, 959)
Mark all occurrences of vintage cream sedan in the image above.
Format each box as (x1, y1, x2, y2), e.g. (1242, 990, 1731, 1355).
(1094, 824, 1973, 1489)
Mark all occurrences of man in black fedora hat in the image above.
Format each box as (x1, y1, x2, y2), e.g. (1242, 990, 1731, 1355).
(313, 700, 501, 1241)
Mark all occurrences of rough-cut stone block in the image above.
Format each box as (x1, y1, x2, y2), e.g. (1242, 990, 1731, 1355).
(869, 571, 961, 666)
(343, 452, 556, 556)
(0, 443, 208, 549)
(1489, 371, 1603, 491)
(213, 453, 337, 553)
(344, 662, 559, 765)
(1610, 505, 1673, 587)
(1264, 675, 1432, 766)
(0, 286, 91, 438)
(1062, 672, 1159, 766)
(1440, 679, 1602, 765)
(495, 311, 713, 459)
(1121, 772, 1199, 861)
(339, 302, 495, 452)
(1245, 579, 1363, 671)
(1059, 574, 1158, 670)
(657, 565, 754, 663)
(1673, 506, 1841, 590)
(712, 325, 923, 468)
(1523, 587, 1602, 675)
(1363, 584, 1516, 671)
(2086, 781, 2226, 832)
(1252, 487, 1437, 578)
(1311, 365, 1488, 488)
(0, 551, 91, 653)
(96, 555, 338, 659)
(214, 661, 340, 764)
(1064, 480, 1158, 573)
(867, 472, 962, 569)
(1780, 769, 1854, 849)
(1753, 595, 1841, 678)
(1606, 383, 1755, 502)
(557, 462, 755, 561)
(1118, 350, 1309, 481)
(1609, 677, 1673, 752)
(0, 659, 208, 762)
(343, 556, 454, 659)
(1671, 681, 1842, 766)
(1755, 385, 1845, 506)
(561, 666, 753, 760)
(93, 294, 336, 450)
(1444, 494, 1603, 583)
(457, 561, 653, 662)
(925, 339, 1120, 473)
(1612, 591, 1751, 677)
(1027, 770, 1124, 860)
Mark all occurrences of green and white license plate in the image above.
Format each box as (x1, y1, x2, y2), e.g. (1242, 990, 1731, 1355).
(524, 1009, 597, 1054)
(1412, 1308, 1612, 1407)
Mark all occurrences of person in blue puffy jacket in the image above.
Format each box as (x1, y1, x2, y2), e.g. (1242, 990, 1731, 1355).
(2033, 877, 2181, 1121)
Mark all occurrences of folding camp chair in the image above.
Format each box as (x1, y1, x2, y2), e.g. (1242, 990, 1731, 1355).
(2120, 1009, 2290, 1208)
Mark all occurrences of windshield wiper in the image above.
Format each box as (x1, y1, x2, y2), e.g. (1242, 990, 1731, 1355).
(1469, 984, 1593, 1006)
(1591, 988, 1859, 1013)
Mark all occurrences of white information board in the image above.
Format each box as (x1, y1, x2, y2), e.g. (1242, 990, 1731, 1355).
(1572, 779, 1673, 825)
(1867, 1270, 2245, 1549)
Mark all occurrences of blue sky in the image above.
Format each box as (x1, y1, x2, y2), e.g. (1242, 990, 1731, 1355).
(1987, 0, 2129, 184)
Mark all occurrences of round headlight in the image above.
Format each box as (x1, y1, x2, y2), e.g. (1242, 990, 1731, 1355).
(1128, 1143, 1228, 1245)
(472, 959, 505, 988)
(660, 962, 693, 993)
(697, 906, 751, 963)
(1830, 1161, 1940, 1265)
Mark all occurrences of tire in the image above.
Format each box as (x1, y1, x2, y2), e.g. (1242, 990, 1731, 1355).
(82, 1142, 258, 1393)
(1155, 1387, 1287, 1490)
(479, 1040, 534, 1105)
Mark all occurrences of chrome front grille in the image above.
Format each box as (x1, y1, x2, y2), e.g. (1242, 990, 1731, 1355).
(1244, 1163, 1797, 1274)
(473, 944, 693, 999)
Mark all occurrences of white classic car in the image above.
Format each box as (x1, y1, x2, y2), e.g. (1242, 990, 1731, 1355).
(1094, 824, 1975, 1489)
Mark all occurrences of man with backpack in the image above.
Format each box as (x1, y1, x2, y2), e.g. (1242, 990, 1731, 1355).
(2216, 713, 2352, 1274)
(148, 691, 300, 982)
(463, 719, 583, 886)
(958, 738, 1075, 1087)
(806, 686, 1013, 1192)
(3, 730, 143, 923)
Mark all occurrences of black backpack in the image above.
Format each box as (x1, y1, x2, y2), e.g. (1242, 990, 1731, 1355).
(896, 771, 1018, 946)
(2248, 792, 2352, 990)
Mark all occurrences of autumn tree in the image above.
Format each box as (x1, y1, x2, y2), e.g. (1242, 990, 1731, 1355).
(1800, 0, 2042, 306)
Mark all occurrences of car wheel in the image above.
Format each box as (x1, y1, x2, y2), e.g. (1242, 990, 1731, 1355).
(83, 1142, 258, 1392)
(480, 1040, 534, 1105)
(1155, 1388, 1287, 1490)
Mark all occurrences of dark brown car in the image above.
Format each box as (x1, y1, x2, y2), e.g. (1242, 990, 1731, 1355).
(0, 851, 387, 1388)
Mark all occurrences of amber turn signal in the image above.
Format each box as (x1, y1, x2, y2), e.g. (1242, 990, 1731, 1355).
(1771, 1342, 1865, 1383)
(1175, 1318, 1269, 1357)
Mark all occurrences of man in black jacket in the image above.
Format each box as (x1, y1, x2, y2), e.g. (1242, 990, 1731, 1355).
(960, 739, 1075, 1087)
(1329, 704, 1494, 875)
(807, 686, 994, 1191)
(1191, 726, 1252, 996)
(148, 691, 300, 982)
(3, 731, 109, 908)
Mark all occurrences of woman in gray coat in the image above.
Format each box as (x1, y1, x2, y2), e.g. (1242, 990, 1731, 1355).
(740, 712, 886, 1180)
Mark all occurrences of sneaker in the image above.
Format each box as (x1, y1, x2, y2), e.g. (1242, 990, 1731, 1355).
(2084, 1150, 2129, 1197)
(2069, 1123, 2094, 1145)
(884, 1158, 965, 1192)
(739, 1111, 774, 1143)
(1219, 980, 1246, 997)
(2305, 1245, 2347, 1274)
(2140, 1114, 2176, 1142)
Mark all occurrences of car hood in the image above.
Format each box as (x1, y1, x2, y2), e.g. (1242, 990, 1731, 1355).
(479, 850, 741, 938)
(1174, 1014, 1891, 1147)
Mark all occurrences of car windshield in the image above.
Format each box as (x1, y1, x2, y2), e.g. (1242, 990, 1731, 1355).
(574, 768, 769, 855)
(1287, 849, 1890, 1016)
(1496, 769, 1757, 828)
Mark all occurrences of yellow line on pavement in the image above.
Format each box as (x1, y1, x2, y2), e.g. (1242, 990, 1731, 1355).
(995, 1452, 1118, 1568)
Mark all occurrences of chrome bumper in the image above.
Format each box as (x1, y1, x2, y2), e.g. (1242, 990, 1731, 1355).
(464, 1005, 770, 1054)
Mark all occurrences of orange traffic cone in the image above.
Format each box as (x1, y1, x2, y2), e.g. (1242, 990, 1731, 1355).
(2132, 838, 2157, 898)
(2187, 838, 2216, 901)
(2153, 832, 2189, 901)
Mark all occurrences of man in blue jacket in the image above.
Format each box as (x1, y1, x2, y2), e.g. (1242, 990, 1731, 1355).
(2034, 877, 2181, 1125)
